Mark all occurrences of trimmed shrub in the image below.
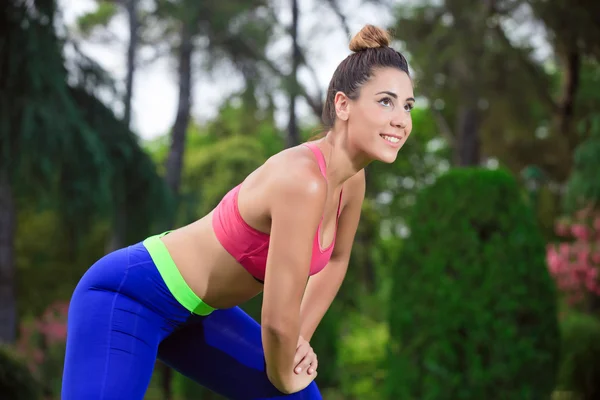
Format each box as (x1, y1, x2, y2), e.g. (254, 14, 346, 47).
(555, 311, 600, 400)
(0, 345, 41, 400)
(387, 167, 559, 400)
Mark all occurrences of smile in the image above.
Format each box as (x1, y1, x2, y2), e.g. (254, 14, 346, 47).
(380, 134, 401, 144)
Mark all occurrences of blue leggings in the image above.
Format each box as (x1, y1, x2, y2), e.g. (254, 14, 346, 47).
(61, 241, 321, 399)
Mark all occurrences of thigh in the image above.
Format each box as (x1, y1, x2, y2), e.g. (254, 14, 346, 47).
(61, 255, 166, 400)
(158, 307, 322, 400)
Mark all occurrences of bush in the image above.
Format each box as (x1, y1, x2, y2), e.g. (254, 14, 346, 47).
(0, 345, 41, 400)
(387, 167, 560, 400)
(337, 313, 388, 399)
(555, 311, 600, 400)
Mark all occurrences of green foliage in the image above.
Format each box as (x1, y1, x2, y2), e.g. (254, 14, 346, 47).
(4, 0, 168, 243)
(0, 345, 42, 400)
(151, 94, 283, 226)
(564, 62, 600, 211)
(337, 199, 384, 311)
(1, 0, 112, 213)
(387, 168, 560, 400)
(15, 206, 107, 317)
(390, 0, 584, 181)
(149, 0, 276, 81)
(76, 2, 119, 35)
(556, 312, 600, 400)
(528, 0, 600, 60)
(180, 135, 265, 221)
(6, 0, 169, 320)
(338, 313, 389, 399)
(309, 305, 342, 389)
(68, 86, 172, 241)
(564, 114, 600, 211)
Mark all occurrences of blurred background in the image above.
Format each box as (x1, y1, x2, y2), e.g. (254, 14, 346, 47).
(1, 0, 600, 399)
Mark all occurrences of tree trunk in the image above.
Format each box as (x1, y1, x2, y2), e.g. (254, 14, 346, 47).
(286, 0, 300, 148)
(106, 0, 139, 253)
(164, 20, 194, 198)
(0, 168, 16, 344)
(123, 0, 139, 128)
(556, 48, 581, 153)
(105, 199, 127, 253)
(455, 105, 481, 166)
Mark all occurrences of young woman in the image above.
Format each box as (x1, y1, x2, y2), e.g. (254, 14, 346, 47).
(61, 24, 414, 399)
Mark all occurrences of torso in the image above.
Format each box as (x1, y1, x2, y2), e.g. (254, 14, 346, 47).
(160, 144, 347, 309)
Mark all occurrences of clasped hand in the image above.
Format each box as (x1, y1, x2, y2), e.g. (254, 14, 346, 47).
(294, 335, 318, 375)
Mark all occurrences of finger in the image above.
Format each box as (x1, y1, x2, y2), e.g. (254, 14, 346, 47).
(294, 355, 308, 374)
(308, 357, 318, 375)
(293, 343, 310, 366)
(295, 350, 315, 374)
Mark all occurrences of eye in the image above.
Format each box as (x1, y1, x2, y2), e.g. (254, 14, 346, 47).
(378, 97, 393, 107)
(404, 103, 414, 112)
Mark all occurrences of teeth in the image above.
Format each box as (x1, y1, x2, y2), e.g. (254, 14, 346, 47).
(382, 135, 400, 143)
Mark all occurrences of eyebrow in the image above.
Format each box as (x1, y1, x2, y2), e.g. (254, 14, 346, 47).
(376, 91, 415, 103)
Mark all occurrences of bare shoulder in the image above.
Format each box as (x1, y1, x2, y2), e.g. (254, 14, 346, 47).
(262, 146, 328, 211)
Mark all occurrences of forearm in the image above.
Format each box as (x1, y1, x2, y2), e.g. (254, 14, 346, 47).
(262, 322, 299, 392)
(299, 258, 348, 341)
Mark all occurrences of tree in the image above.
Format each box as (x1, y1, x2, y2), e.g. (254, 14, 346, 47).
(387, 168, 559, 399)
(390, 0, 600, 183)
(144, 0, 276, 218)
(0, 0, 169, 344)
(76, 0, 143, 251)
(1, 0, 109, 343)
(286, 0, 301, 148)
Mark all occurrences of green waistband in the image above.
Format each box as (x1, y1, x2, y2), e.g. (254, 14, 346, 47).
(142, 232, 215, 316)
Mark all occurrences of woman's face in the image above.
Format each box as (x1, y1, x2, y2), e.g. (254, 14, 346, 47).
(337, 67, 415, 164)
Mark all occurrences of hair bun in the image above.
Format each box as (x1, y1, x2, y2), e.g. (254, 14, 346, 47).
(349, 24, 391, 52)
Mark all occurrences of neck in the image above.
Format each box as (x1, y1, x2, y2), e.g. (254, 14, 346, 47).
(315, 127, 371, 188)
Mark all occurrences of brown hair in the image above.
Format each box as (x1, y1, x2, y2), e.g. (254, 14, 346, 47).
(321, 24, 410, 130)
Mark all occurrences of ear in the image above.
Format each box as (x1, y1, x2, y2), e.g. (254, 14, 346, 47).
(334, 91, 350, 121)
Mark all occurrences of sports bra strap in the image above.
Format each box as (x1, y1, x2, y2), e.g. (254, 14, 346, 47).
(302, 142, 327, 177)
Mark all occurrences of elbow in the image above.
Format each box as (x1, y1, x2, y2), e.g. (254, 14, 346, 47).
(267, 371, 296, 395)
(278, 385, 296, 395)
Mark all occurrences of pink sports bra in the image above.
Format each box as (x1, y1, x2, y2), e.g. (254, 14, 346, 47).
(211, 142, 343, 282)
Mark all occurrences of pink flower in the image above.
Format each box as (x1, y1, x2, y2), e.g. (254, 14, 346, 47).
(546, 210, 600, 308)
(40, 321, 67, 344)
(571, 224, 590, 241)
(594, 217, 600, 232)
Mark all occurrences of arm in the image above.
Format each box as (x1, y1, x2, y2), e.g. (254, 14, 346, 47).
(261, 163, 326, 394)
(299, 170, 366, 341)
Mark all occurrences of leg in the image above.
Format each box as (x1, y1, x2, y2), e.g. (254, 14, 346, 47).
(158, 307, 322, 400)
(62, 246, 190, 400)
(61, 286, 158, 399)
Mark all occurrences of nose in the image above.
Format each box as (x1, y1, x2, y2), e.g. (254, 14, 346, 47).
(391, 111, 409, 130)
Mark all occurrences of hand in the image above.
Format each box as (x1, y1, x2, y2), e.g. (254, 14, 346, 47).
(294, 336, 318, 375)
